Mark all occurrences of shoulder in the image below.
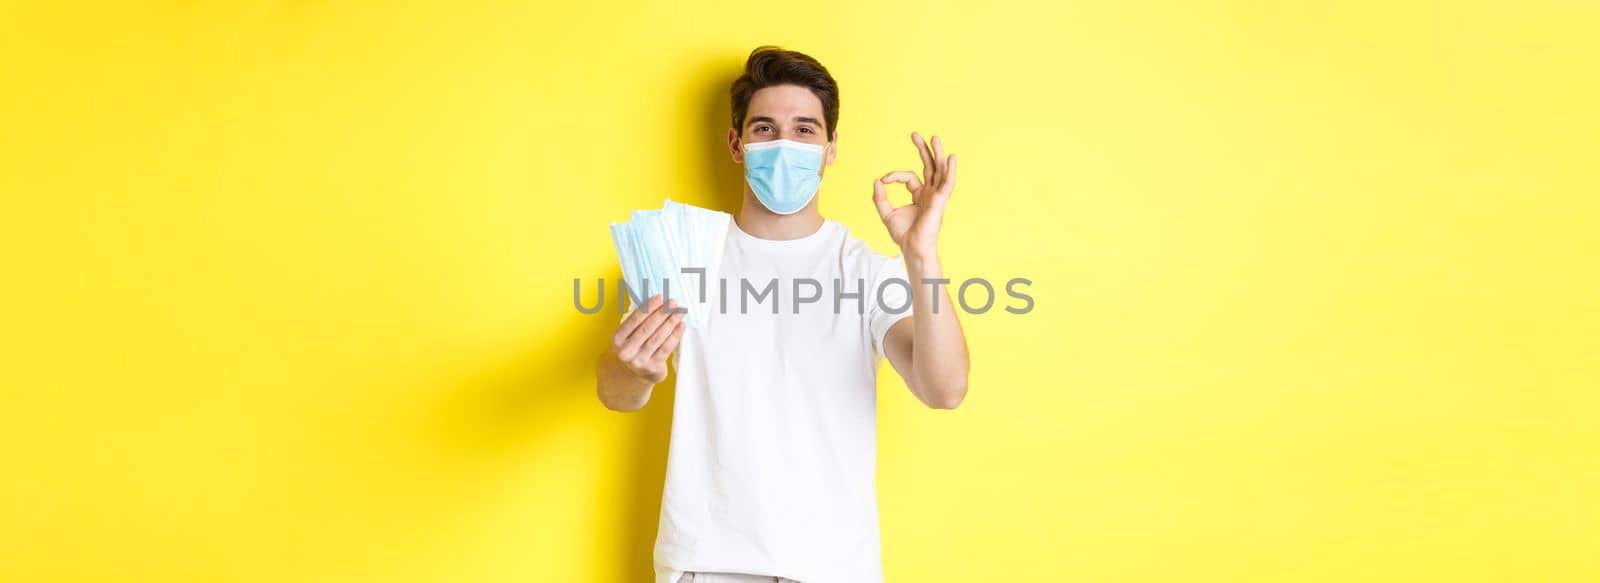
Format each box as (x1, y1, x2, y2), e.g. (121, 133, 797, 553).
(830, 220, 906, 280)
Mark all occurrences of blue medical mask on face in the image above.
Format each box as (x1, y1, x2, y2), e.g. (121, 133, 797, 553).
(742, 139, 825, 215)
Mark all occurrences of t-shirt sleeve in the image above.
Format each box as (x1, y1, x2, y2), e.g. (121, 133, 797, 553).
(867, 254, 914, 359)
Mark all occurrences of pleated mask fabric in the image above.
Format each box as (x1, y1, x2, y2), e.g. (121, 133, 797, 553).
(609, 198, 731, 328)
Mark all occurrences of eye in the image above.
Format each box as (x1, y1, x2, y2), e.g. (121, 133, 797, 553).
(754, 125, 772, 133)
(799, 127, 813, 134)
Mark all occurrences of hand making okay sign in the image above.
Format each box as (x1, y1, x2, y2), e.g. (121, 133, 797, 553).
(873, 132, 957, 259)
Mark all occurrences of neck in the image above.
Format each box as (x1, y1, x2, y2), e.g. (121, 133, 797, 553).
(734, 187, 824, 240)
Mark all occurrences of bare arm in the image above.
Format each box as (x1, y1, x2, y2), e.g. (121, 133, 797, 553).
(883, 254, 970, 408)
(595, 295, 684, 411)
(874, 132, 970, 409)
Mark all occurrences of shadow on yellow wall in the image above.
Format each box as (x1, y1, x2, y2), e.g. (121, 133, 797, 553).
(425, 70, 748, 578)
(433, 282, 674, 577)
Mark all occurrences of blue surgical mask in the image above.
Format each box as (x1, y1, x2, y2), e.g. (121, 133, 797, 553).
(609, 199, 731, 328)
(742, 139, 825, 215)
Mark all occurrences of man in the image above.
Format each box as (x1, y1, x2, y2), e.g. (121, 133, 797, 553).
(595, 46, 971, 583)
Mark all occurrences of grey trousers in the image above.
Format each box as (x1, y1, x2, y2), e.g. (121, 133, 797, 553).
(677, 572, 801, 583)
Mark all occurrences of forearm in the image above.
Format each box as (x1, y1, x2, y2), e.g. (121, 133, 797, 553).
(904, 251, 970, 408)
(595, 349, 654, 412)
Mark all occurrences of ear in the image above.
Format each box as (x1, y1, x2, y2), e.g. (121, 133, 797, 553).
(824, 131, 838, 166)
(727, 127, 743, 164)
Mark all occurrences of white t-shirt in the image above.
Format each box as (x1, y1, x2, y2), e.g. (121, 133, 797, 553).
(654, 219, 912, 583)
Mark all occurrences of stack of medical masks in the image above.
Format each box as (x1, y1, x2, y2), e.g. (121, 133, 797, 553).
(609, 199, 731, 328)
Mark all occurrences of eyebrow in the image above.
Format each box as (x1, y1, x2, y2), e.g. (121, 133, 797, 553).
(745, 115, 823, 128)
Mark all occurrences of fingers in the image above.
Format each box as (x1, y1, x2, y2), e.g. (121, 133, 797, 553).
(614, 294, 663, 343)
(617, 299, 676, 361)
(652, 320, 687, 360)
(925, 154, 956, 214)
(888, 132, 955, 217)
(873, 170, 922, 221)
(942, 154, 957, 194)
(912, 132, 935, 185)
(640, 312, 684, 358)
(872, 178, 894, 221)
(879, 171, 922, 195)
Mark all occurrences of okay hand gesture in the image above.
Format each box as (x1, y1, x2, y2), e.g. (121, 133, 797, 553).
(873, 132, 957, 260)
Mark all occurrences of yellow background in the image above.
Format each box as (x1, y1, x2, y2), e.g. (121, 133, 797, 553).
(3, 1, 1597, 581)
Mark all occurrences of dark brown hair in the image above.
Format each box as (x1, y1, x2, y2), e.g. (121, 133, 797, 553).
(730, 46, 839, 139)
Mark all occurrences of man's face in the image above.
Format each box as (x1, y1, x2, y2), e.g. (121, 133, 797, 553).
(728, 84, 836, 171)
